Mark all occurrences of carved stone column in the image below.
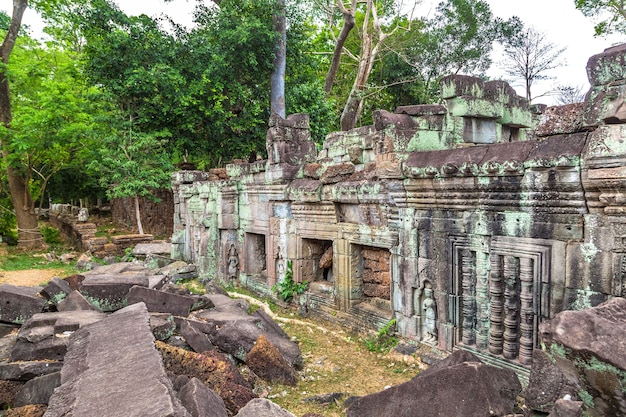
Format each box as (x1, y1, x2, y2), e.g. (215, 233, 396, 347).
(489, 255, 504, 355)
(475, 251, 490, 351)
(503, 256, 520, 360)
(461, 249, 476, 346)
(519, 257, 535, 365)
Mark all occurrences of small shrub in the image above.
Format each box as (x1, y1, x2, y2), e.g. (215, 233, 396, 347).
(364, 319, 398, 353)
(40, 225, 62, 245)
(271, 260, 308, 302)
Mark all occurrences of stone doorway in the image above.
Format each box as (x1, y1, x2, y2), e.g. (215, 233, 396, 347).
(245, 233, 267, 277)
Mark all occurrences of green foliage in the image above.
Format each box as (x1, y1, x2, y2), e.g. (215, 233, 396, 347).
(575, 0, 626, 36)
(272, 260, 308, 302)
(364, 319, 398, 353)
(0, 251, 69, 271)
(40, 225, 62, 245)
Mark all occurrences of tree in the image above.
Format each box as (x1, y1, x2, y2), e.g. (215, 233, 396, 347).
(575, 0, 626, 36)
(554, 84, 587, 105)
(270, 0, 286, 118)
(502, 27, 566, 102)
(0, 0, 45, 249)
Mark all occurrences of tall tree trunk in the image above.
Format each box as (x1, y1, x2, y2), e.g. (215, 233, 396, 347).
(134, 194, 144, 235)
(324, 0, 357, 94)
(1, 0, 44, 249)
(270, 0, 286, 118)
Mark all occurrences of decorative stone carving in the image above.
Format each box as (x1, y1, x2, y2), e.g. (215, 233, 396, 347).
(227, 244, 239, 281)
(420, 283, 437, 345)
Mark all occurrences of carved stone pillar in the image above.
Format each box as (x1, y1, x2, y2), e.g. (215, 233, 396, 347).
(519, 257, 535, 365)
(461, 249, 476, 346)
(503, 256, 520, 360)
(475, 251, 490, 351)
(489, 255, 504, 355)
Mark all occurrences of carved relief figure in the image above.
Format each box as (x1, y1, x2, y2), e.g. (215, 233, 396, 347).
(421, 282, 437, 344)
(227, 244, 239, 280)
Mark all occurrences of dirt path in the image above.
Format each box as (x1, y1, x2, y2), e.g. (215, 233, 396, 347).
(0, 268, 66, 287)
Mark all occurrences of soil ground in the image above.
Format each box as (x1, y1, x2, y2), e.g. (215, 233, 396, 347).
(0, 269, 66, 287)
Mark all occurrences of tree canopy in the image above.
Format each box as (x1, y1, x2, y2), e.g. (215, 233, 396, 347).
(575, 0, 626, 35)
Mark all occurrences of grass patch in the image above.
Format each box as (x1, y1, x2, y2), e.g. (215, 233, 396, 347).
(0, 251, 70, 272)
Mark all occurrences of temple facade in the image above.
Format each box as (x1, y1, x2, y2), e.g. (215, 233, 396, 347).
(171, 45, 626, 371)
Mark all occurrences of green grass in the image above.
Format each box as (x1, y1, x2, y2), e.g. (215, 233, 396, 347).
(0, 250, 75, 274)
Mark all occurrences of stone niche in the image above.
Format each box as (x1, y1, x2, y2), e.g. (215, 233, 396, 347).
(171, 44, 626, 376)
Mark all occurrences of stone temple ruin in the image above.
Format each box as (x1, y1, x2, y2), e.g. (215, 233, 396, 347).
(171, 44, 626, 376)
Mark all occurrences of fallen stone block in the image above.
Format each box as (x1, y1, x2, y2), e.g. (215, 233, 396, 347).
(0, 361, 63, 381)
(346, 350, 521, 417)
(525, 350, 578, 413)
(132, 242, 172, 257)
(0, 285, 46, 325)
(79, 273, 149, 311)
(61, 274, 85, 291)
(39, 278, 72, 305)
(13, 371, 61, 407)
(178, 319, 215, 353)
(45, 303, 191, 417)
(538, 297, 626, 417)
(9, 311, 105, 362)
(56, 290, 101, 312)
(548, 398, 584, 417)
(157, 341, 256, 416)
(127, 285, 210, 316)
(234, 398, 296, 417)
(246, 334, 297, 386)
(149, 313, 176, 341)
(178, 377, 228, 417)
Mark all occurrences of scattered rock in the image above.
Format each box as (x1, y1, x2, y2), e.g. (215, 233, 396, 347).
(246, 334, 297, 386)
(149, 313, 176, 341)
(0, 361, 63, 381)
(346, 350, 522, 417)
(79, 273, 150, 311)
(157, 341, 256, 416)
(0, 284, 46, 325)
(127, 285, 210, 316)
(45, 303, 191, 417)
(13, 371, 61, 407)
(177, 377, 228, 417)
(39, 278, 72, 305)
(56, 290, 101, 312)
(234, 398, 296, 417)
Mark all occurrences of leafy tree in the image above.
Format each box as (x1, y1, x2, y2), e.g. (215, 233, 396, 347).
(502, 26, 566, 102)
(575, 0, 626, 36)
(1, 1, 44, 249)
(553, 84, 587, 105)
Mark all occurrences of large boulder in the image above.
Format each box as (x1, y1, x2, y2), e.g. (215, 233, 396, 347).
(177, 377, 228, 417)
(127, 285, 212, 316)
(346, 350, 521, 417)
(44, 303, 191, 417)
(245, 334, 297, 386)
(0, 285, 45, 325)
(536, 297, 626, 417)
(156, 341, 256, 416)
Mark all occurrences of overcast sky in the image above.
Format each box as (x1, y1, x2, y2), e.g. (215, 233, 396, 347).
(5, 0, 626, 104)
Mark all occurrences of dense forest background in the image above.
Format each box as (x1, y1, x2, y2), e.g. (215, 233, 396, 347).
(0, 0, 620, 247)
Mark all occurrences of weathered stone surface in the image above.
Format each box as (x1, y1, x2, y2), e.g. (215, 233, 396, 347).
(79, 273, 149, 311)
(132, 242, 172, 257)
(45, 303, 191, 417)
(178, 318, 215, 353)
(149, 313, 176, 341)
(0, 285, 45, 325)
(540, 297, 626, 371)
(9, 311, 105, 362)
(234, 398, 296, 417)
(538, 297, 626, 417)
(13, 372, 61, 407)
(39, 278, 72, 305)
(346, 350, 521, 417)
(246, 334, 297, 386)
(61, 274, 85, 291)
(212, 319, 303, 370)
(525, 350, 578, 413)
(586, 43, 626, 87)
(0, 361, 63, 381)
(534, 104, 585, 137)
(177, 377, 228, 417)
(56, 290, 101, 312)
(157, 341, 256, 416)
(547, 399, 584, 417)
(127, 285, 205, 316)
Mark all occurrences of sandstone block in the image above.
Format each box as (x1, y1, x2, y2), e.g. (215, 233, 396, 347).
(0, 285, 45, 325)
(178, 377, 228, 417)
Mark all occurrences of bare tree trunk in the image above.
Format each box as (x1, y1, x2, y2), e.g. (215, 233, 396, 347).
(270, 0, 286, 118)
(324, 0, 357, 94)
(1, 0, 44, 249)
(134, 194, 144, 235)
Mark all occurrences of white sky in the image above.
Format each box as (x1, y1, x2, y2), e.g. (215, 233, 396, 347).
(4, 0, 626, 104)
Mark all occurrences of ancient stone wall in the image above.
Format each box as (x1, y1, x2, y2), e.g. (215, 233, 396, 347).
(111, 189, 174, 238)
(171, 44, 626, 370)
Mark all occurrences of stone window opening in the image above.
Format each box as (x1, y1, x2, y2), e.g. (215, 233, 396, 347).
(301, 238, 334, 295)
(244, 233, 267, 276)
(359, 246, 391, 302)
